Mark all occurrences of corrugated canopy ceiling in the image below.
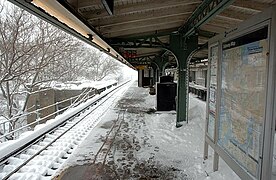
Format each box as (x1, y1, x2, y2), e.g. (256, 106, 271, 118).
(9, 0, 276, 68)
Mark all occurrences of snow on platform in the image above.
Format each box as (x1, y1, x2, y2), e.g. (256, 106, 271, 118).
(53, 81, 240, 180)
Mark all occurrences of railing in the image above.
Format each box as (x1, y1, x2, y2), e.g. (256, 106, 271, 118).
(0, 81, 118, 142)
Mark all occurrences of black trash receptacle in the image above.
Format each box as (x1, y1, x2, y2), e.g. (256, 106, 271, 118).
(156, 82, 177, 111)
(159, 76, 173, 83)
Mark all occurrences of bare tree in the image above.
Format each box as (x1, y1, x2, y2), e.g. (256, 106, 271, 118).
(93, 56, 122, 81)
(0, 5, 39, 119)
(0, 2, 80, 135)
(78, 47, 122, 81)
(0, 1, 123, 139)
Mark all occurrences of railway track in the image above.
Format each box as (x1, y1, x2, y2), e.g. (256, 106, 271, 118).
(92, 110, 125, 165)
(60, 109, 127, 180)
(0, 81, 131, 180)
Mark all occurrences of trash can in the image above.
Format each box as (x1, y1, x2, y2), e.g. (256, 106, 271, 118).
(159, 76, 173, 83)
(156, 82, 176, 111)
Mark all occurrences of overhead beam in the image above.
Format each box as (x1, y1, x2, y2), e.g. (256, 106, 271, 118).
(109, 38, 169, 49)
(219, 7, 258, 21)
(96, 13, 190, 29)
(110, 34, 210, 48)
(207, 16, 240, 29)
(99, 15, 189, 34)
(111, 31, 170, 41)
(129, 54, 156, 60)
(200, 23, 228, 33)
(88, 4, 197, 24)
(215, 15, 243, 23)
(109, 28, 175, 39)
(112, 44, 166, 49)
(102, 20, 183, 35)
(232, 0, 272, 11)
(128, 60, 152, 66)
(129, 53, 159, 59)
(113, 44, 166, 49)
(179, 0, 235, 37)
(78, 0, 101, 9)
(103, 22, 181, 38)
(81, 0, 200, 19)
(101, 0, 114, 15)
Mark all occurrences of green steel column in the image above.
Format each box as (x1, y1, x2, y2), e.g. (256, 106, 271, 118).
(138, 69, 143, 87)
(152, 66, 157, 85)
(177, 63, 188, 127)
(156, 69, 160, 83)
(149, 68, 153, 87)
(170, 33, 198, 127)
(153, 56, 167, 80)
(161, 56, 169, 76)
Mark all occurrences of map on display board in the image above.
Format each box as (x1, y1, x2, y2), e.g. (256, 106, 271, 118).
(218, 26, 268, 177)
(207, 45, 218, 140)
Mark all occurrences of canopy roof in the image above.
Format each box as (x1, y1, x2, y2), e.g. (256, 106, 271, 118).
(9, 0, 276, 68)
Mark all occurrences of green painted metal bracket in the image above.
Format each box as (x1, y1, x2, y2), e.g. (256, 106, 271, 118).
(126, 55, 157, 66)
(110, 30, 174, 41)
(109, 37, 169, 49)
(178, 0, 235, 37)
(161, 50, 171, 57)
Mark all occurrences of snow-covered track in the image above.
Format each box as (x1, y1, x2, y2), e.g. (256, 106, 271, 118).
(92, 110, 125, 165)
(0, 81, 130, 180)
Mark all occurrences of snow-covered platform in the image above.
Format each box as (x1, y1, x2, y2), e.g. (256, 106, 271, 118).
(53, 81, 240, 180)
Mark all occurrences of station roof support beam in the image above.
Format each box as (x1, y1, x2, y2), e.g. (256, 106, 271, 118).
(179, 0, 235, 37)
(170, 34, 198, 127)
(101, 0, 114, 15)
(81, 1, 200, 20)
(169, 0, 234, 126)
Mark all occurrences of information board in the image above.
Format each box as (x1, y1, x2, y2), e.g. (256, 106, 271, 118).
(218, 27, 268, 177)
(207, 45, 218, 140)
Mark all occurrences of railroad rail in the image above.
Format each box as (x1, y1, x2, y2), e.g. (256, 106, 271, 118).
(0, 81, 131, 180)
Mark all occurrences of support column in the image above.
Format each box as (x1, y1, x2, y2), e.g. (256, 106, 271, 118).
(138, 69, 143, 87)
(156, 69, 159, 83)
(170, 33, 198, 127)
(149, 68, 153, 87)
(154, 56, 167, 79)
(161, 56, 169, 76)
(152, 66, 157, 85)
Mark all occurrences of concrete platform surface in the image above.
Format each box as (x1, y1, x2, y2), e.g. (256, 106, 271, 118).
(53, 81, 240, 180)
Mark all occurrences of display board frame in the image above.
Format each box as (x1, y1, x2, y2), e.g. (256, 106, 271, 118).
(204, 6, 276, 180)
(206, 43, 219, 141)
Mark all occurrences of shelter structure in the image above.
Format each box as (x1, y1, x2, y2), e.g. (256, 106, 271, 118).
(9, 0, 276, 127)
(6, 0, 276, 178)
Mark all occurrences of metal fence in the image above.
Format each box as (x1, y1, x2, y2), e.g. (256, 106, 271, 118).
(0, 82, 117, 142)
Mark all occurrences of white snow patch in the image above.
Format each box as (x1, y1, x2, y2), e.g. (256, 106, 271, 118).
(57, 83, 241, 179)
